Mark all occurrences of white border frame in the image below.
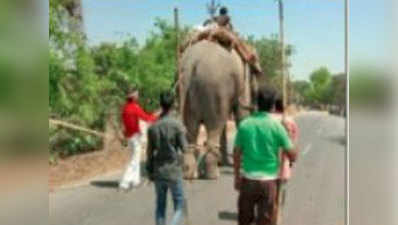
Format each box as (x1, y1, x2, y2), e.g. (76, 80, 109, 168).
(345, 0, 350, 225)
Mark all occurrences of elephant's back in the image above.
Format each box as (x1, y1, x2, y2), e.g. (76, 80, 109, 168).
(180, 40, 244, 87)
(180, 40, 246, 124)
(181, 40, 243, 73)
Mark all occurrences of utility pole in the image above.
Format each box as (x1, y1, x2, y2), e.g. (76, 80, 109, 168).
(278, 0, 287, 109)
(174, 7, 182, 114)
(276, 2, 287, 225)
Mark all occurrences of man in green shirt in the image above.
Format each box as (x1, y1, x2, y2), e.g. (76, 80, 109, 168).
(233, 85, 298, 225)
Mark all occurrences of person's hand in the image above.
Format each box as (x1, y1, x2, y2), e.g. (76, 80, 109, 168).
(153, 109, 162, 117)
(234, 176, 242, 192)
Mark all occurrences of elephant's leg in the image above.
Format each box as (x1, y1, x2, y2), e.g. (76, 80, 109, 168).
(203, 126, 224, 179)
(183, 117, 200, 180)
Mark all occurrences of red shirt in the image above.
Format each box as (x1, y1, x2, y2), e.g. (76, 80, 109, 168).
(122, 100, 157, 138)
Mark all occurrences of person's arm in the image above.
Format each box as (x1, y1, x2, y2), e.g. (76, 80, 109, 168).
(135, 104, 157, 122)
(284, 147, 298, 163)
(281, 118, 300, 157)
(290, 120, 300, 149)
(278, 123, 298, 163)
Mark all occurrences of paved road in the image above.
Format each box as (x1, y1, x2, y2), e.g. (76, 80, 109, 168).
(349, 110, 397, 225)
(50, 112, 345, 225)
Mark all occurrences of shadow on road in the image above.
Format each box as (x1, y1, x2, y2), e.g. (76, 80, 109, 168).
(90, 180, 119, 189)
(327, 135, 346, 146)
(218, 211, 237, 221)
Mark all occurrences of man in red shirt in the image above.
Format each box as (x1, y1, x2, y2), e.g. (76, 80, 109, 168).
(119, 89, 157, 191)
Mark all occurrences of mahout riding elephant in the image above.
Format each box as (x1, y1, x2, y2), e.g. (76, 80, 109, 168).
(179, 40, 261, 179)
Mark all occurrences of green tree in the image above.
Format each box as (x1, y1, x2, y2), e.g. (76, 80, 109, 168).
(306, 67, 332, 106)
(329, 73, 346, 106)
(292, 80, 311, 104)
(246, 34, 294, 86)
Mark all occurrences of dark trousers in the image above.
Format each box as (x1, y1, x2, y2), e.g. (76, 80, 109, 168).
(238, 178, 277, 225)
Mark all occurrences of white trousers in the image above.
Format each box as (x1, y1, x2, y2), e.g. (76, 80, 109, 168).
(119, 134, 143, 189)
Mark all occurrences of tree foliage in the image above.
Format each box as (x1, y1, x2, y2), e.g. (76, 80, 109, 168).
(49, 0, 184, 158)
(307, 67, 333, 105)
(293, 67, 345, 108)
(246, 34, 294, 85)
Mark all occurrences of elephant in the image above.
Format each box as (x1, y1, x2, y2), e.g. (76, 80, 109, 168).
(178, 40, 260, 179)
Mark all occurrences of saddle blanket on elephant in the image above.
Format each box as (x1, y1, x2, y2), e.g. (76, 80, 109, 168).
(180, 26, 260, 71)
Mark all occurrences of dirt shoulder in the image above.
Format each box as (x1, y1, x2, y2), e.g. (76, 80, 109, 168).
(49, 145, 130, 192)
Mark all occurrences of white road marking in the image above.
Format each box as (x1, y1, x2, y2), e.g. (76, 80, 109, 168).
(301, 143, 313, 156)
(317, 126, 323, 135)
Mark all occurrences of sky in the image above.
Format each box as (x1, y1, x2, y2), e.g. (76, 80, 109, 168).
(349, 0, 389, 69)
(45, 0, 388, 81)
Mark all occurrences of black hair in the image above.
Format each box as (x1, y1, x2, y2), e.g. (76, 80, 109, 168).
(275, 94, 284, 112)
(160, 91, 175, 114)
(220, 7, 228, 15)
(256, 85, 276, 112)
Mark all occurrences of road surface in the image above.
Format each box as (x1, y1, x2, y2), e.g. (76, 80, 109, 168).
(50, 111, 345, 225)
(349, 110, 397, 225)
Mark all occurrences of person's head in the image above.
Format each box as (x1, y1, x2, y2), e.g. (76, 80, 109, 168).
(220, 6, 228, 15)
(127, 88, 139, 102)
(275, 94, 284, 113)
(256, 85, 276, 112)
(160, 91, 175, 113)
